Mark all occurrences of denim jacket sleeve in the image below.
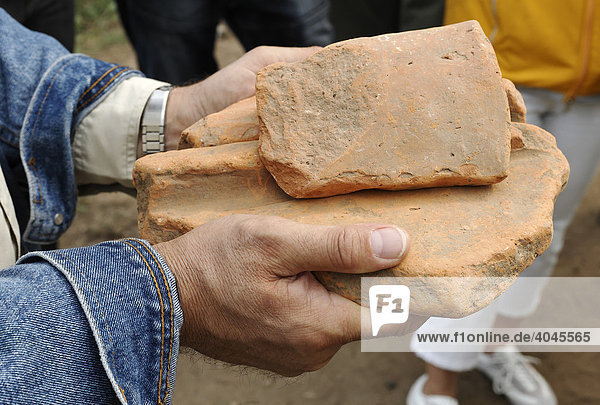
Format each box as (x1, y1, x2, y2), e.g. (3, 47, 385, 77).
(1, 10, 184, 404)
(0, 239, 183, 405)
(0, 8, 143, 247)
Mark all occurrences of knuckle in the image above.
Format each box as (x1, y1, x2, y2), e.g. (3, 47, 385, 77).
(248, 45, 268, 60)
(232, 215, 285, 253)
(231, 214, 261, 233)
(254, 45, 269, 54)
(227, 214, 254, 237)
(226, 215, 267, 251)
(328, 227, 363, 269)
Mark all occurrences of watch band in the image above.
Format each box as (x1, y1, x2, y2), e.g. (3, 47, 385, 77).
(141, 85, 172, 155)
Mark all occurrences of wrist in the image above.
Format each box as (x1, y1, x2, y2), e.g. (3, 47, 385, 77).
(137, 85, 171, 158)
(137, 84, 210, 158)
(153, 238, 204, 347)
(164, 84, 209, 151)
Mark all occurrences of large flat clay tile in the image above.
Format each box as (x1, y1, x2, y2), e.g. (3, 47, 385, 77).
(134, 123, 569, 317)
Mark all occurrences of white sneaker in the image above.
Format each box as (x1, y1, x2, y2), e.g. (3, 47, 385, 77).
(406, 374, 459, 405)
(476, 346, 557, 405)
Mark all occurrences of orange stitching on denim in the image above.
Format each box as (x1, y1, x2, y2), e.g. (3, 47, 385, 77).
(76, 68, 132, 113)
(26, 158, 42, 204)
(25, 62, 127, 212)
(54, 251, 128, 404)
(77, 65, 122, 104)
(122, 240, 166, 405)
(136, 241, 175, 402)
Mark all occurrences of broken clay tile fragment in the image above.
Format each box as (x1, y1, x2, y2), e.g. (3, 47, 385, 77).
(135, 140, 290, 242)
(510, 124, 526, 150)
(503, 78, 527, 123)
(134, 122, 569, 317)
(256, 20, 511, 199)
(179, 96, 259, 149)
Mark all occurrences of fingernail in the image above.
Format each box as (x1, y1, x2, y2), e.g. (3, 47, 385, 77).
(371, 227, 408, 259)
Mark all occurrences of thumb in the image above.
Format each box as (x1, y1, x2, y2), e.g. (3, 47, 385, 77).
(271, 219, 409, 276)
(245, 45, 322, 73)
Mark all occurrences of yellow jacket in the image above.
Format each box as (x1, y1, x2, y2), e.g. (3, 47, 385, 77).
(445, 0, 600, 99)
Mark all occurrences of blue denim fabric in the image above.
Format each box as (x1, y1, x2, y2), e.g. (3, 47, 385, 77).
(1, 9, 184, 404)
(0, 239, 183, 404)
(0, 8, 143, 249)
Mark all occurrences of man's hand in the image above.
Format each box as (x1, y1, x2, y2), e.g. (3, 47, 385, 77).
(154, 214, 412, 376)
(163, 46, 320, 151)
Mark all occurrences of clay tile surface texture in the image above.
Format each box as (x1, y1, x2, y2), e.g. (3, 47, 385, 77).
(134, 123, 569, 317)
(256, 20, 511, 198)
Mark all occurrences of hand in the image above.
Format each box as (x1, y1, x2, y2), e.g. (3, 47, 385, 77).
(163, 46, 321, 151)
(154, 214, 412, 376)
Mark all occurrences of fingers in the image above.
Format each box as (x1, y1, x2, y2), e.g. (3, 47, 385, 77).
(273, 219, 409, 276)
(319, 293, 427, 345)
(320, 292, 364, 343)
(359, 306, 429, 340)
(243, 45, 322, 73)
(260, 45, 322, 64)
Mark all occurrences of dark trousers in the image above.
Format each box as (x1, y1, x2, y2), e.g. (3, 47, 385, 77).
(0, 0, 74, 51)
(116, 0, 334, 85)
(329, 0, 444, 41)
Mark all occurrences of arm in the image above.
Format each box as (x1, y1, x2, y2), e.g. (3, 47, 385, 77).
(1, 10, 419, 403)
(0, 6, 320, 248)
(0, 239, 181, 404)
(0, 8, 143, 248)
(73, 45, 321, 189)
(154, 214, 420, 376)
(1, 214, 413, 405)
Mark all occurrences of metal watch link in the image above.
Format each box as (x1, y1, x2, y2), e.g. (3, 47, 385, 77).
(140, 85, 172, 155)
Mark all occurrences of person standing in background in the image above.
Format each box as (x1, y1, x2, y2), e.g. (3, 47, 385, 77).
(328, 0, 444, 41)
(408, 1, 600, 405)
(116, 0, 334, 85)
(0, 0, 74, 50)
(0, 10, 417, 403)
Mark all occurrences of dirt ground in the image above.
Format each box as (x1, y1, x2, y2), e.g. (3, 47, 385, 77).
(60, 19, 600, 405)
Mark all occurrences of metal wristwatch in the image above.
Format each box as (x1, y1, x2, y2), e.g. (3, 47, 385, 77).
(140, 85, 172, 155)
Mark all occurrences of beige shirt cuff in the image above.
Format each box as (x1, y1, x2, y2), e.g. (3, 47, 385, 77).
(0, 166, 20, 266)
(72, 77, 169, 188)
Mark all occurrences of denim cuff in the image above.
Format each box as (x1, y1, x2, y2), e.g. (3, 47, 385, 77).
(19, 54, 141, 246)
(20, 239, 183, 405)
(0, 10, 146, 247)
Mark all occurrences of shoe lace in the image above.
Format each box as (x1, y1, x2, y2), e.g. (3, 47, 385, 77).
(489, 350, 541, 395)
